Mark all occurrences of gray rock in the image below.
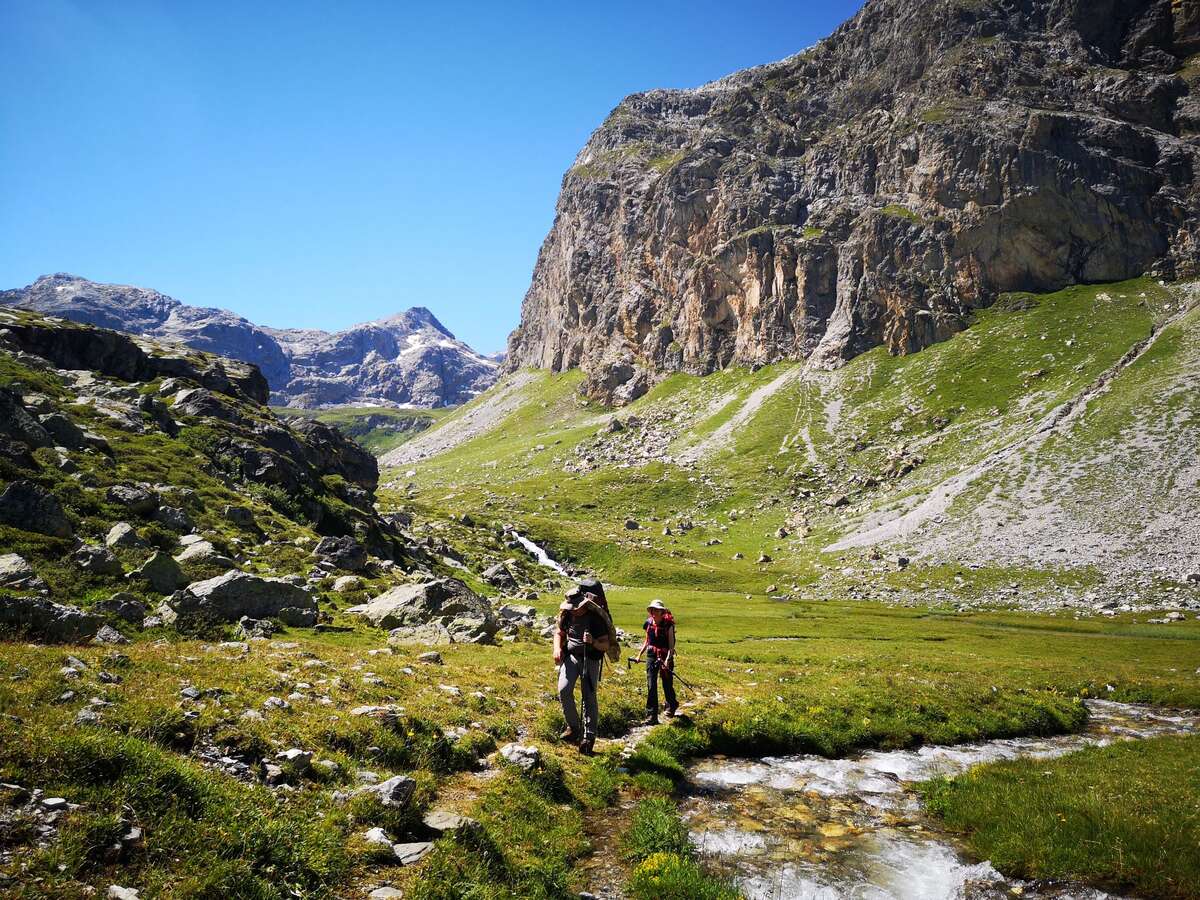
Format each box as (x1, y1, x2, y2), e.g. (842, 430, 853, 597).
(92, 592, 147, 624)
(154, 505, 192, 533)
(106, 887, 140, 900)
(312, 535, 368, 572)
(127, 551, 186, 594)
(236, 616, 278, 639)
(164, 571, 317, 626)
(72, 545, 123, 577)
(106, 522, 146, 549)
(417, 651, 443, 664)
(37, 412, 87, 449)
(107, 484, 158, 516)
(0, 595, 100, 643)
(174, 540, 235, 568)
(360, 774, 416, 808)
(497, 604, 538, 627)
(332, 575, 362, 593)
(391, 842, 434, 866)
(0, 481, 72, 538)
(422, 809, 479, 835)
(369, 887, 406, 899)
(482, 562, 517, 590)
(361, 826, 393, 847)
(92, 624, 129, 645)
(347, 578, 497, 645)
(276, 748, 313, 772)
(498, 743, 540, 771)
(0, 553, 48, 592)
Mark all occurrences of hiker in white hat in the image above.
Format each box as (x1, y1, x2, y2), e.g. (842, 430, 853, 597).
(635, 599, 677, 724)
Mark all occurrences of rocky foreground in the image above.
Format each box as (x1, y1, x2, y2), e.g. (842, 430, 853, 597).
(505, 0, 1200, 403)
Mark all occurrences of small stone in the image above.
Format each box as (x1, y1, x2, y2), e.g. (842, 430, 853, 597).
(106, 887, 140, 900)
(75, 707, 102, 726)
(42, 796, 69, 811)
(262, 696, 290, 711)
(361, 827, 393, 847)
(498, 743, 540, 771)
(391, 842, 434, 866)
(276, 748, 313, 772)
(369, 889, 404, 899)
(418, 651, 443, 664)
(422, 809, 479, 835)
(93, 624, 129, 645)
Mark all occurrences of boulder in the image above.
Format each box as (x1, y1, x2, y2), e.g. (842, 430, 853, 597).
(347, 578, 498, 645)
(174, 541, 235, 568)
(0, 595, 100, 643)
(72, 545, 123, 577)
(106, 484, 158, 516)
(0, 481, 72, 538)
(332, 575, 362, 593)
(0, 553, 48, 592)
(496, 604, 537, 628)
(105, 522, 146, 549)
(127, 551, 186, 594)
(164, 571, 317, 626)
(313, 535, 368, 572)
(154, 505, 192, 533)
(0, 388, 52, 449)
(93, 593, 148, 624)
(37, 412, 87, 449)
(482, 562, 517, 591)
(236, 616, 278, 639)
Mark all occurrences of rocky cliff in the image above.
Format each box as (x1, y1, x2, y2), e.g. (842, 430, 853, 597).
(2, 274, 499, 408)
(504, 0, 1200, 403)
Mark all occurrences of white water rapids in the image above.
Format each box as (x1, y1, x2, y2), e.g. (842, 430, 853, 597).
(683, 700, 1200, 900)
(509, 530, 569, 576)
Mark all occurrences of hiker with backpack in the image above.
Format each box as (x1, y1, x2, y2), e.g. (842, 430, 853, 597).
(554, 577, 620, 755)
(635, 599, 677, 724)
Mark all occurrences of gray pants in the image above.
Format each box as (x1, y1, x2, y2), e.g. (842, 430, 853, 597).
(558, 651, 601, 740)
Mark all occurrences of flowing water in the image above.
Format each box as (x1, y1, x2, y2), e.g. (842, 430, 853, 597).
(682, 701, 1200, 900)
(509, 530, 569, 576)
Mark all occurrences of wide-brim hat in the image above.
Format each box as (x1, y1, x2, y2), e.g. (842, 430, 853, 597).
(647, 599, 669, 612)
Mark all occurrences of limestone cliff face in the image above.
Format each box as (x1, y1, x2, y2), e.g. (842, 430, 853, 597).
(505, 0, 1200, 403)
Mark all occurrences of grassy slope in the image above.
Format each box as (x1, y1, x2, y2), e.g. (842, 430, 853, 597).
(391, 278, 1184, 600)
(3, 280, 1199, 897)
(921, 734, 1200, 898)
(279, 406, 450, 456)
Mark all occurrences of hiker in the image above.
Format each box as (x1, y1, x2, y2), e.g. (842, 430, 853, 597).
(635, 599, 677, 724)
(554, 579, 618, 755)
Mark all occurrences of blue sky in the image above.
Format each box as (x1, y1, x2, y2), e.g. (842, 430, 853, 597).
(0, 1, 864, 353)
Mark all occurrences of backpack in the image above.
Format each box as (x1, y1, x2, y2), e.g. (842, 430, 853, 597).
(582, 595, 622, 664)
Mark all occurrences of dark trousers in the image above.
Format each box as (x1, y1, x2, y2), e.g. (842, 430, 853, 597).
(646, 655, 677, 716)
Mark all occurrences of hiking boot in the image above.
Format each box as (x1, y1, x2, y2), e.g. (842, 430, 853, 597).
(578, 738, 595, 756)
(642, 713, 659, 726)
(666, 705, 678, 719)
(559, 726, 579, 743)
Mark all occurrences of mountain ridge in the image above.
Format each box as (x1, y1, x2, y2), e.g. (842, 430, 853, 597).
(1, 273, 499, 408)
(504, 0, 1200, 403)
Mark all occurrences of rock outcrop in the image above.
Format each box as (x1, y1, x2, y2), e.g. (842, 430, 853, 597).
(504, 0, 1200, 402)
(347, 578, 499, 645)
(163, 571, 318, 627)
(1, 274, 498, 408)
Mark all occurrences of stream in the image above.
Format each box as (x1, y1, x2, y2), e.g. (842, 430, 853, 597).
(508, 528, 569, 576)
(682, 700, 1200, 900)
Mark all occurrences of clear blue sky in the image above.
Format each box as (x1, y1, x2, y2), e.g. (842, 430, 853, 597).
(0, 1, 864, 353)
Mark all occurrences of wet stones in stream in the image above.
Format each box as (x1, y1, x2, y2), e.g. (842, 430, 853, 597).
(681, 701, 1200, 900)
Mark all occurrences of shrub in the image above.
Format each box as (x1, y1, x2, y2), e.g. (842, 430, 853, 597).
(628, 852, 741, 900)
(622, 798, 693, 862)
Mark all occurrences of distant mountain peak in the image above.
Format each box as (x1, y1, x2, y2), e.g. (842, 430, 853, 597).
(0, 274, 497, 409)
